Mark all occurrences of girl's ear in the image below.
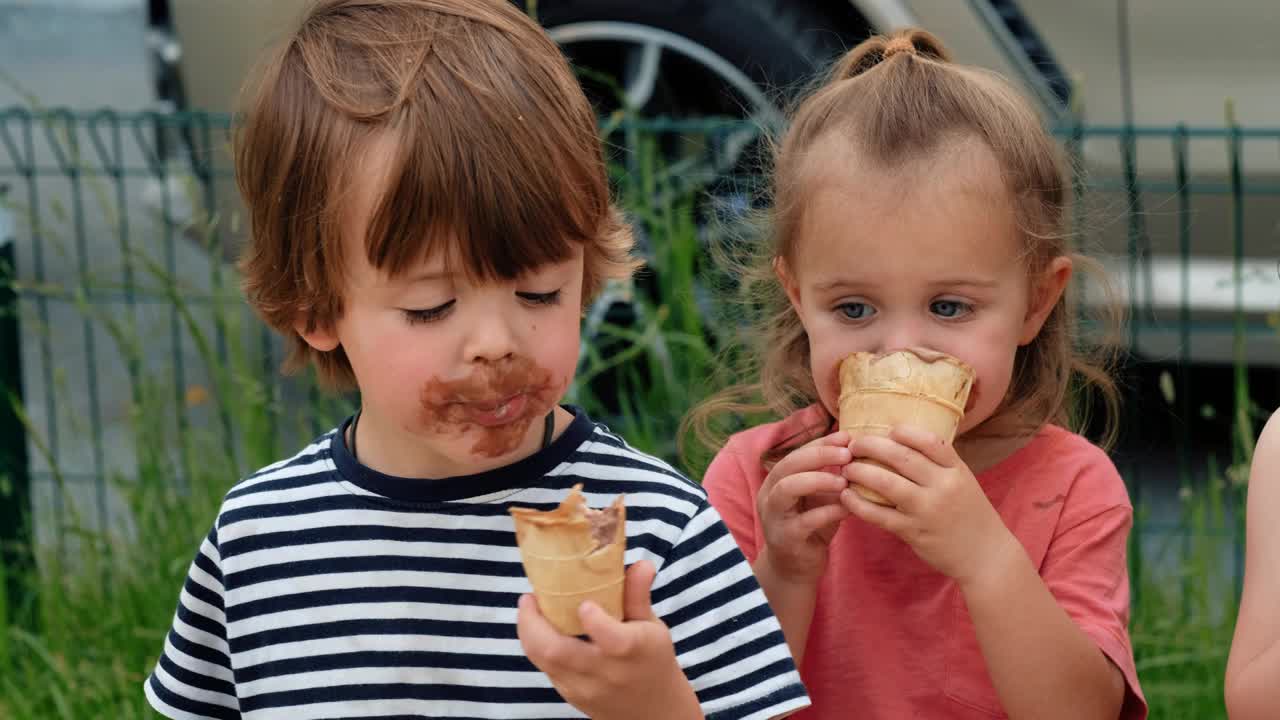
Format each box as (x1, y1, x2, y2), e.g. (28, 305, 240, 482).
(295, 316, 340, 352)
(774, 256, 803, 312)
(1019, 256, 1073, 346)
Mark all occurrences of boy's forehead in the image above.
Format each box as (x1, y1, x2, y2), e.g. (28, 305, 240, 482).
(342, 135, 398, 233)
(365, 250, 584, 291)
(335, 116, 589, 287)
(340, 135, 438, 267)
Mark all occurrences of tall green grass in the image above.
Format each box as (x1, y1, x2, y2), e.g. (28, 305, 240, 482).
(1131, 468, 1241, 717)
(1128, 386, 1257, 717)
(0, 221, 342, 718)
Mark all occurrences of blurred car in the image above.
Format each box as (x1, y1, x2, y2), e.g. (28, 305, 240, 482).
(143, 0, 1280, 367)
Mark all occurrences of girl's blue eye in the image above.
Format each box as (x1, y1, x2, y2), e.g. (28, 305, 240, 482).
(518, 290, 561, 306)
(402, 300, 455, 325)
(837, 302, 874, 320)
(931, 300, 971, 318)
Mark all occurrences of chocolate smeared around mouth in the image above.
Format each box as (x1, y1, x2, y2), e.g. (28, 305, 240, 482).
(418, 355, 565, 458)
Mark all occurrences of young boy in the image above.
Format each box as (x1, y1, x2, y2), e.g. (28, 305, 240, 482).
(143, 1, 808, 719)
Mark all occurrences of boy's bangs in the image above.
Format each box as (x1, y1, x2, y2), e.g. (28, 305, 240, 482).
(360, 105, 601, 283)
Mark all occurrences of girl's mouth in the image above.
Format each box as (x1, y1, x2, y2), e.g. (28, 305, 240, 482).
(465, 393, 528, 427)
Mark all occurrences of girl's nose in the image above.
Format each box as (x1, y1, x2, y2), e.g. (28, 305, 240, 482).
(876, 320, 923, 356)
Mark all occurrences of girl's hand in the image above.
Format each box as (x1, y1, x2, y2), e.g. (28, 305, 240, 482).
(516, 560, 702, 720)
(757, 431, 854, 585)
(841, 425, 1019, 589)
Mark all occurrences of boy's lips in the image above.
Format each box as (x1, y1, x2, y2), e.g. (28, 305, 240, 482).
(462, 393, 529, 427)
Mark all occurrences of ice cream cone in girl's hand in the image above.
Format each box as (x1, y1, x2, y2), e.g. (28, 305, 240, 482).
(838, 349, 975, 506)
(509, 484, 626, 635)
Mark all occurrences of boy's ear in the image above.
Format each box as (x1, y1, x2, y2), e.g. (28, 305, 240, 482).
(1019, 256, 1073, 346)
(295, 317, 340, 352)
(774, 256, 802, 312)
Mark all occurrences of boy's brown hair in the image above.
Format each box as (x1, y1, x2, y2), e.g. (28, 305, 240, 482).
(686, 29, 1122, 462)
(235, 0, 637, 389)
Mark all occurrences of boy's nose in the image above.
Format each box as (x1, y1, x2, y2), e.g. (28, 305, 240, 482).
(464, 313, 518, 363)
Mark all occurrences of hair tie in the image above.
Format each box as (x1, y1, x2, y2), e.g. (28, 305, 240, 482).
(883, 36, 917, 60)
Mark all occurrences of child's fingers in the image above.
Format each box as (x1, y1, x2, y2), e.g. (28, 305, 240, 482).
(579, 600, 635, 657)
(577, 560, 658, 657)
(764, 471, 847, 517)
(622, 560, 658, 622)
(820, 430, 851, 447)
(796, 429, 850, 450)
(844, 460, 920, 510)
(849, 434, 938, 487)
(516, 594, 568, 655)
(516, 594, 600, 674)
(766, 443, 853, 491)
(782, 430, 852, 468)
(889, 425, 959, 468)
(841, 488, 909, 536)
(793, 501, 851, 539)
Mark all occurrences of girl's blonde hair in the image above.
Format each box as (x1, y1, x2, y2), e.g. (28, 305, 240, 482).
(685, 29, 1121, 465)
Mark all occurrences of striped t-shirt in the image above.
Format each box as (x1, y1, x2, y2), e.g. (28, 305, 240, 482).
(145, 407, 809, 719)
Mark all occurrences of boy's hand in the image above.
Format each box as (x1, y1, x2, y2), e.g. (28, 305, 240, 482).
(757, 431, 853, 585)
(517, 560, 702, 720)
(841, 425, 1020, 590)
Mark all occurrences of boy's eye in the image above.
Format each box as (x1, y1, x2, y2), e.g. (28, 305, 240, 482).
(931, 300, 972, 318)
(837, 302, 874, 321)
(402, 300, 455, 325)
(517, 290, 562, 306)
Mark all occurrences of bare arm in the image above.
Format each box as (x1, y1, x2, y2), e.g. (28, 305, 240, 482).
(962, 537, 1125, 720)
(1226, 409, 1280, 720)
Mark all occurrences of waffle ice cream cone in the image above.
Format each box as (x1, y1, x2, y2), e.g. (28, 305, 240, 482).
(838, 349, 975, 506)
(509, 484, 626, 635)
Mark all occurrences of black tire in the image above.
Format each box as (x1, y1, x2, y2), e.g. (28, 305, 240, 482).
(533, 0, 870, 117)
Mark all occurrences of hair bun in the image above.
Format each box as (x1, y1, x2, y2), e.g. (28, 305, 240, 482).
(833, 28, 952, 81)
(898, 29, 949, 62)
(882, 35, 916, 60)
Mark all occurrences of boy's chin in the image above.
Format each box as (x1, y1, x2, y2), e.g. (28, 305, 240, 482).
(451, 409, 553, 463)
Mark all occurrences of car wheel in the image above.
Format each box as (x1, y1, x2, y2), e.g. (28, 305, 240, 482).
(537, 0, 868, 123)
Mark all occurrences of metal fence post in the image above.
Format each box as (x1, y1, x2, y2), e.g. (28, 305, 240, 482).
(0, 182, 33, 610)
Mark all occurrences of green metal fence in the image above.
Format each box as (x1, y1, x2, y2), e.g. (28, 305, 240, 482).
(1056, 121, 1279, 604)
(0, 108, 1275, 590)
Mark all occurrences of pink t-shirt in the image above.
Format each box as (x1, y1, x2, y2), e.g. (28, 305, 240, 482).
(702, 405, 1147, 720)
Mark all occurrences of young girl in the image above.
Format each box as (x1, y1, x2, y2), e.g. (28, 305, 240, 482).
(1225, 408, 1280, 719)
(690, 30, 1147, 719)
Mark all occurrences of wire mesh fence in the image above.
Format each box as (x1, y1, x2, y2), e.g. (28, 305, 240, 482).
(0, 108, 1275, 598)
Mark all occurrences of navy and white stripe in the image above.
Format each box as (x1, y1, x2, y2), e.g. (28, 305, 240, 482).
(145, 408, 809, 719)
